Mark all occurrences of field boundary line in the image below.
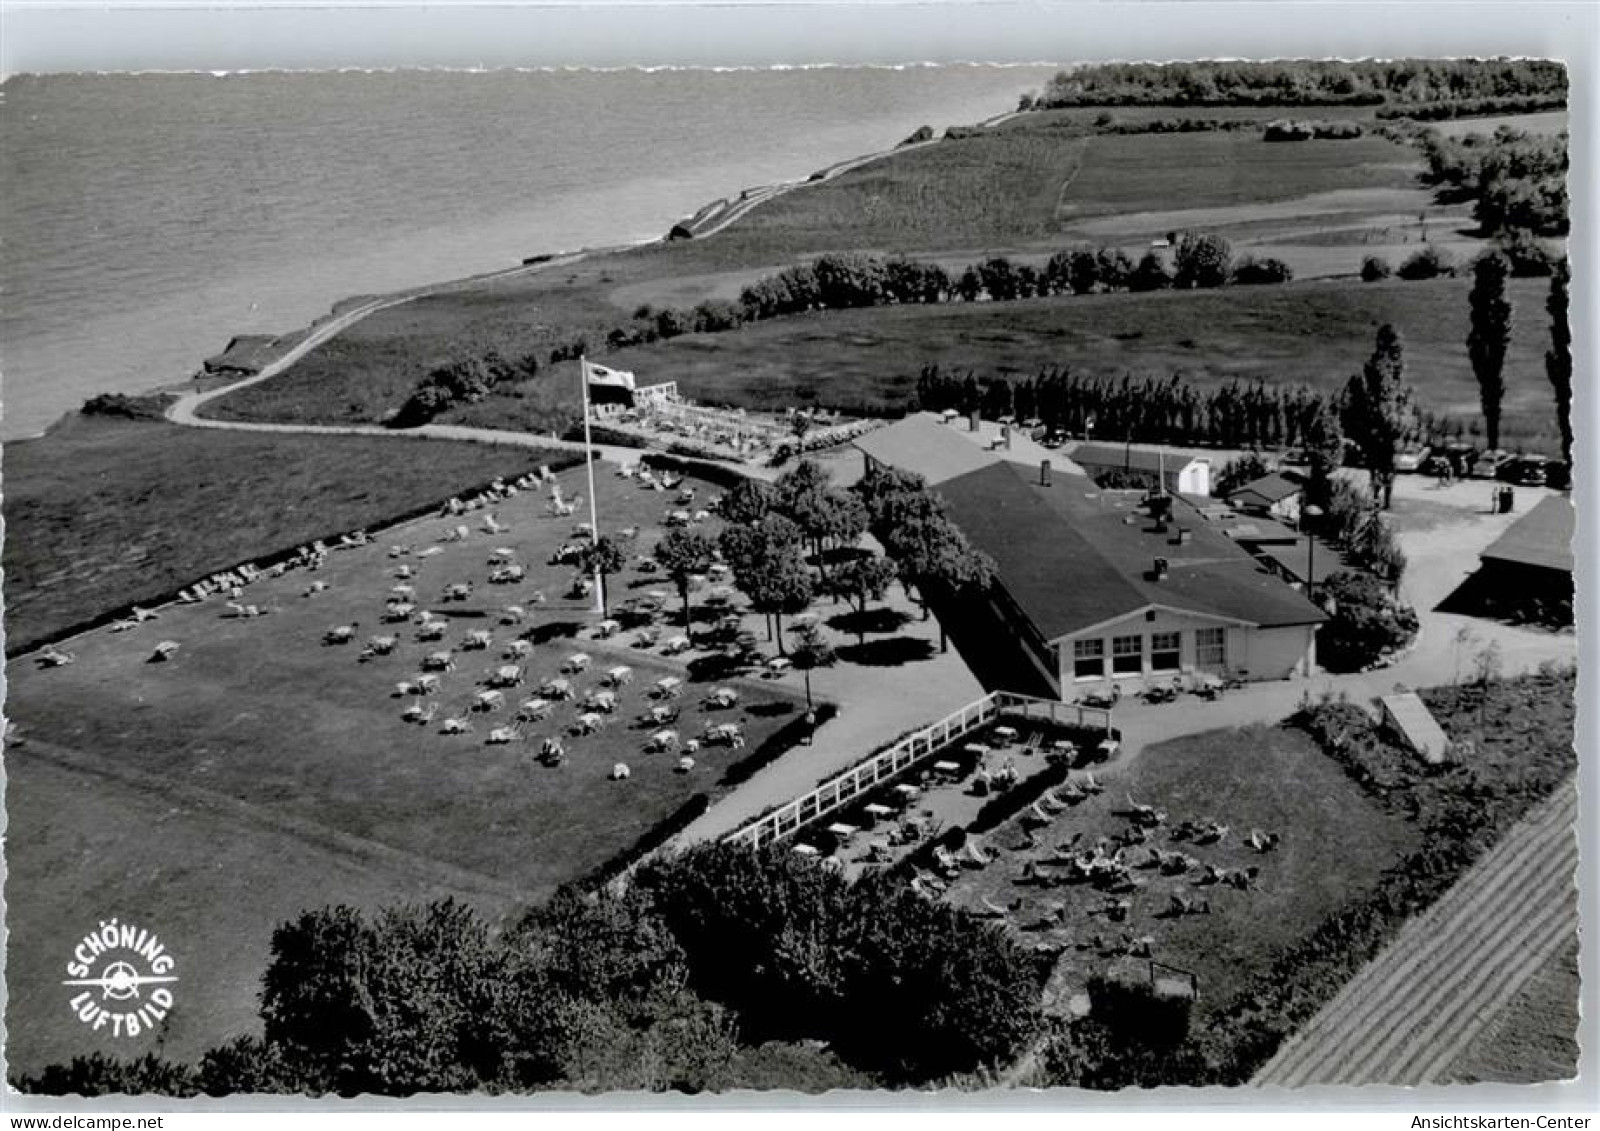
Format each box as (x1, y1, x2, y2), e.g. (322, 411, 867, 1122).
(10, 735, 535, 906)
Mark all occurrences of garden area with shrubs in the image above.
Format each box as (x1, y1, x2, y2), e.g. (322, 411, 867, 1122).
(1036, 663, 1575, 1089)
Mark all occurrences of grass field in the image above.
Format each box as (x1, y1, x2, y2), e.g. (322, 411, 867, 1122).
(943, 724, 1420, 1019)
(3, 464, 814, 1074)
(599, 275, 1564, 450)
(1, 415, 566, 654)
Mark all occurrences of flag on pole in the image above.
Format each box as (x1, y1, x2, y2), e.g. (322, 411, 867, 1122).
(582, 360, 635, 391)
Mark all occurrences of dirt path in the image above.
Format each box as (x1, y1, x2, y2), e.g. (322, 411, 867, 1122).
(1251, 776, 1578, 1088)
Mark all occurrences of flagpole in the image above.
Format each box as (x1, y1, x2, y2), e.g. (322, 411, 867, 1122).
(579, 358, 604, 616)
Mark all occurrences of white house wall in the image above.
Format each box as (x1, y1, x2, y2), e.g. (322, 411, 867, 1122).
(1056, 608, 1315, 697)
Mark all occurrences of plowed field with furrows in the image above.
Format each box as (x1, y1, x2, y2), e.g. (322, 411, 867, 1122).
(1253, 777, 1577, 1088)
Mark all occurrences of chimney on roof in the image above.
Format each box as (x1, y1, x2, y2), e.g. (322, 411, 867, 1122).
(1002, 424, 1012, 450)
(1151, 557, 1169, 581)
(1170, 526, 1194, 545)
(968, 409, 980, 433)
(1040, 459, 1052, 487)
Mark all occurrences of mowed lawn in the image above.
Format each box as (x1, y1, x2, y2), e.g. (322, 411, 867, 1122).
(603, 275, 1563, 450)
(4, 749, 517, 1076)
(2, 415, 565, 653)
(944, 724, 1421, 1017)
(4, 466, 811, 1068)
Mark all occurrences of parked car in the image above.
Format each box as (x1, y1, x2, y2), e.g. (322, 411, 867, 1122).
(1470, 449, 1513, 479)
(1420, 454, 1454, 478)
(1501, 455, 1549, 486)
(1394, 444, 1432, 474)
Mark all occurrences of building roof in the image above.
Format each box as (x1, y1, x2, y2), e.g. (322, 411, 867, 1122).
(1228, 473, 1303, 507)
(1220, 517, 1302, 546)
(1068, 442, 1212, 474)
(1254, 540, 1348, 585)
(852, 415, 1002, 485)
(1480, 494, 1574, 574)
(936, 462, 1326, 641)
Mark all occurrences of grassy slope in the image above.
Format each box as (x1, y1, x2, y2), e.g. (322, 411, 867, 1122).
(1, 416, 559, 653)
(207, 114, 1443, 432)
(600, 276, 1561, 447)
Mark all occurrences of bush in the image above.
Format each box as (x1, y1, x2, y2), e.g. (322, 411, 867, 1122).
(1359, 255, 1393, 282)
(1173, 233, 1233, 289)
(1397, 244, 1456, 280)
(1230, 256, 1294, 286)
(1316, 569, 1419, 671)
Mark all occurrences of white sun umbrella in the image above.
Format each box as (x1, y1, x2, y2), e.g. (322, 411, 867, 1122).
(606, 664, 633, 685)
(565, 652, 591, 672)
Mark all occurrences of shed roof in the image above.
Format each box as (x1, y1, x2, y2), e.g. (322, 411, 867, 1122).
(1228, 473, 1303, 506)
(1480, 494, 1574, 574)
(852, 415, 1000, 485)
(937, 463, 1325, 640)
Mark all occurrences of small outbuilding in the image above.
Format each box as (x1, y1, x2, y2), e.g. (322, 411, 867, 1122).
(1227, 473, 1304, 524)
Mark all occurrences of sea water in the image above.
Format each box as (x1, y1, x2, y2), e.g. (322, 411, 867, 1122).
(0, 66, 1057, 439)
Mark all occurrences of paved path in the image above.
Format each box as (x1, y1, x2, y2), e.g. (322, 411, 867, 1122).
(669, 575, 985, 847)
(1252, 776, 1578, 1088)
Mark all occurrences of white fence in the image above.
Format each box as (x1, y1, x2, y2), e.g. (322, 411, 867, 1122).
(724, 691, 1113, 850)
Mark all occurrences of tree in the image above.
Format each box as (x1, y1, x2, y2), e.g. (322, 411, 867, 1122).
(741, 541, 814, 653)
(256, 900, 505, 1095)
(1128, 250, 1173, 291)
(1468, 251, 1512, 450)
(1230, 255, 1293, 285)
(828, 553, 900, 643)
(655, 528, 716, 639)
(578, 536, 628, 617)
(854, 463, 929, 530)
(718, 477, 777, 527)
(788, 621, 838, 708)
(1213, 451, 1273, 498)
(1342, 324, 1414, 509)
(775, 459, 865, 576)
(1302, 396, 1345, 507)
(1360, 255, 1393, 282)
(1397, 244, 1455, 280)
(1173, 232, 1233, 288)
(1545, 257, 1572, 464)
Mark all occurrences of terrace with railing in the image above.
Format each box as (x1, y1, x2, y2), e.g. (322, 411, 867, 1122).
(724, 691, 1115, 851)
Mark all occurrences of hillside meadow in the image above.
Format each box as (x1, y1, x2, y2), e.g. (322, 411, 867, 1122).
(600, 275, 1564, 449)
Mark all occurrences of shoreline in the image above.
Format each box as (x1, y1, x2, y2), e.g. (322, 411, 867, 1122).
(10, 104, 1023, 445)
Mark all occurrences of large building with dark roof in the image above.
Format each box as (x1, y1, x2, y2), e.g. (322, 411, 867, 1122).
(936, 462, 1326, 698)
